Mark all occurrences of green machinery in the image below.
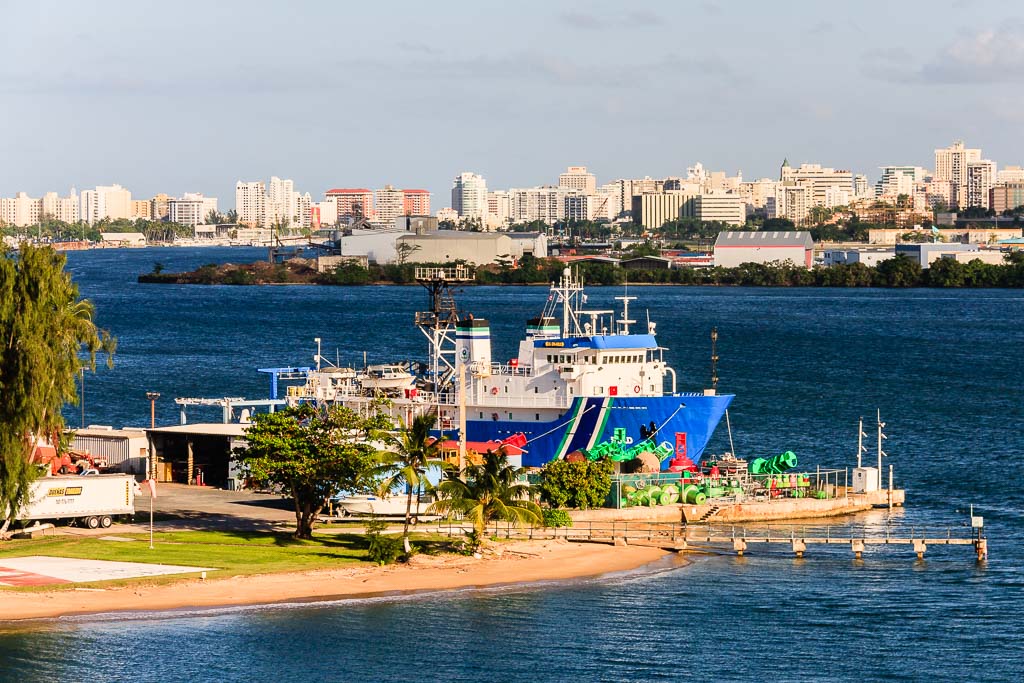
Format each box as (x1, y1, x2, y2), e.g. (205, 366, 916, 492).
(583, 428, 674, 463)
(748, 450, 798, 475)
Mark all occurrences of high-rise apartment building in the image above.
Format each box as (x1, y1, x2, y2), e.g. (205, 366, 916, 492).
(0, 192, 42, 227)
(452, 172, 488, 221)
(558, 166, 597, 194)
(374, 185, 405, 225)
(325, 189, 374, 219)
(41, 190, 80, 223)
(997, 165, 1024, 184)
(402, 189, 431, 216)
(267, 176, 295, 226)
(966, 160, 996, 209)
(80, 184, 132, 224)
(853, 175, 869, 198)
(876, 166, 927, 198)
(486, 190, 512, 227)
(235, 181, 266, 226)
(131, 200, 153, 219)
(150, 193, 172, 221)
(168, 193, 218, 226)
(768, 184, 813, 225)
(779, 161, 853, 207)
(934, 140, 982, 208)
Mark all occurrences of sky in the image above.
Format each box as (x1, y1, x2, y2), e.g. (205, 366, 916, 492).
(2, 0, 1024, 208)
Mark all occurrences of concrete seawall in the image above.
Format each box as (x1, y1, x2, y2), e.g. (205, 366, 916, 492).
(568, 488, 904, 525)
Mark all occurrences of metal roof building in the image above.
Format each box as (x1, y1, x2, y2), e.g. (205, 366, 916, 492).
(713, 231, 814, 268)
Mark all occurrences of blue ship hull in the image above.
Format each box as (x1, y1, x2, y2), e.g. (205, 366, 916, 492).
(447, 393, 733, 469)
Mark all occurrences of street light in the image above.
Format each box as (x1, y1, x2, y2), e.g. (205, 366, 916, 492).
(146, 392, 160, 429)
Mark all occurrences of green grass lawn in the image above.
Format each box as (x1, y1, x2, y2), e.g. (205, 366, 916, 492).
(0, 529, 452, 592)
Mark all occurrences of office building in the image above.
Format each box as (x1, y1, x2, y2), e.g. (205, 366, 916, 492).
(991, 183, 1024, 213)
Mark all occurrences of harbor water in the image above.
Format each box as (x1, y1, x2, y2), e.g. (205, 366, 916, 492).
(1, 247, 1023, 681)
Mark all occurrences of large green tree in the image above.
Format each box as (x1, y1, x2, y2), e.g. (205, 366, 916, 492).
(234, 403, 387, 539)
(430, 450, 541, 548)
(373, 413, 446, 553)
(0, 245, 115, 534)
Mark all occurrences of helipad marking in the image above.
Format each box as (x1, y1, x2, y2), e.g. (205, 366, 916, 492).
(0, 556, 215, 585)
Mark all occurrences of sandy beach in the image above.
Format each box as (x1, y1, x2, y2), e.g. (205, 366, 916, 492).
(0, 541, 669, 622)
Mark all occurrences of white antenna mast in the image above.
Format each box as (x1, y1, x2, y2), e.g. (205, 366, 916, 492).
(857, 416, 868, 468)
(876, 408, 887, 474)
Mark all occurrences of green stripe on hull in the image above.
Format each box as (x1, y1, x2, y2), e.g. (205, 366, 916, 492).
(553, 400, 584, 460)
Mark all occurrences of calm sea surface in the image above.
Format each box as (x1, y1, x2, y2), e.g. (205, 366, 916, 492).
(1, 247, 1022, 681)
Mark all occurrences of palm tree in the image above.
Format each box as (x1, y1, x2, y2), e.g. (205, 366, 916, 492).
(373, 413, 446, 553)
(430, 449, 541, 548)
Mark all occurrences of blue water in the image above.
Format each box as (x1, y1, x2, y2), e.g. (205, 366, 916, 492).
(2, 247, 1023, 681)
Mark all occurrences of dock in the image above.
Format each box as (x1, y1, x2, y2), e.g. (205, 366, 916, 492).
(437, 520, 988, 562)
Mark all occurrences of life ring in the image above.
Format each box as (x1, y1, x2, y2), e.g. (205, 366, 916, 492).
(491, 387, 499, 395)
(633, 385, 641, 394)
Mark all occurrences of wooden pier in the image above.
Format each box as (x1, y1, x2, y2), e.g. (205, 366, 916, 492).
(438, 520, 988, 562)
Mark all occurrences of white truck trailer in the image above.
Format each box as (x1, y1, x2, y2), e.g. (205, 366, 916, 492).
(18, 474, 137, 529)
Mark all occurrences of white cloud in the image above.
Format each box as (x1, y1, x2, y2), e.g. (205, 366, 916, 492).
(865, 23, 1024, 84)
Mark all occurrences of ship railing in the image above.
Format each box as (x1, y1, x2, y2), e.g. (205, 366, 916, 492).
(471, 394, 570, 408)
(488, 362, 533, 377)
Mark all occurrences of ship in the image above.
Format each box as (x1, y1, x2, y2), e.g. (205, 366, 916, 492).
(283, 266, 734, 469)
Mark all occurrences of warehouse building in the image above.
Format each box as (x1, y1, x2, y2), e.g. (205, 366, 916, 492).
(713, 231, 814, 268)
(70, 426, 151, 475)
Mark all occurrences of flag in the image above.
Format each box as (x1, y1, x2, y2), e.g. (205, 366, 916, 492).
(146, 478, 157, 498)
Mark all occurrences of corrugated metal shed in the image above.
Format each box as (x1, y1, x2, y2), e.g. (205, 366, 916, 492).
(714, 231, 814, 248)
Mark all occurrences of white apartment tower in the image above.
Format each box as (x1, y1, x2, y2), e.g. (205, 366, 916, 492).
(966, 160, 996, 209)
(374, 185, 404, 225)
(934, 141, 982, 209)
(558, 166, 597, 194)
(235, 181, 267, 227)
(451, 172, 488, 221)
(80, 184, 132, 224)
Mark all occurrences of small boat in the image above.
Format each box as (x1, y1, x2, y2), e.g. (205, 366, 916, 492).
(330, 493, 437, 520)
(358, 364, 415, 393)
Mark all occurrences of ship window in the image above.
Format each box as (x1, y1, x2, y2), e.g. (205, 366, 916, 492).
(479, 412, 483, 419)
(534, 387, 538, 393)
(597, 386, 603, 394)
(535, 413, 540, 421)
(507, 412, 512, 420)
(504, 386, 509, 393)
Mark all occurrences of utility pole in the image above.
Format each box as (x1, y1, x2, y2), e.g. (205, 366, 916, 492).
(147, 391, 161, 429)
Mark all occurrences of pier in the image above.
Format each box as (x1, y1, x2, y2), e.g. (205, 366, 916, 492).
(436, 520, 988, 562)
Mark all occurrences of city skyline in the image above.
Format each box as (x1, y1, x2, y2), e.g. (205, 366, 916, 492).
(3, 1, 1024, 204)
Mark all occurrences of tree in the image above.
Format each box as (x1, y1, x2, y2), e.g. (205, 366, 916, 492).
(0, 245, 116, 534)
(430, 450, 541, 547)
(234, 403, 387, 539)
(538, 458, 613, 509)
(372, 413, 447, 553)
(874, 253, 922, 287)
(225, 209, 239, 224)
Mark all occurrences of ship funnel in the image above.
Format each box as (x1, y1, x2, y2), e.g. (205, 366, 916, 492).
(456, 317, 491, 375)
(525, 316, 559, 339)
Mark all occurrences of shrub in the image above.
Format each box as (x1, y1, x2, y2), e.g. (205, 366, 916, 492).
(542, 508, 573, 528)
(538, 458, 614, 510)
(364, 516, 403, 565)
